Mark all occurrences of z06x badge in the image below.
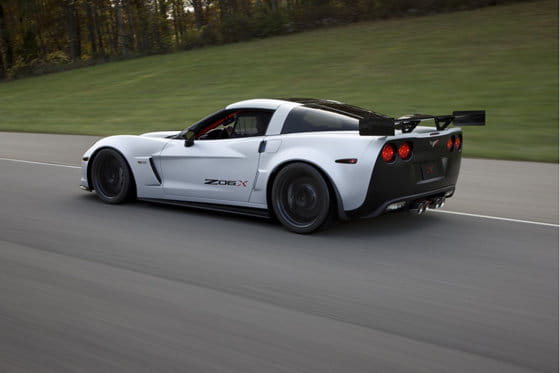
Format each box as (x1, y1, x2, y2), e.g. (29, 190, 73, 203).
(204, 179, 249, 187)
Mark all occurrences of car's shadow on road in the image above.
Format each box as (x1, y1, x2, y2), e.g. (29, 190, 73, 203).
(325, 212, 445, 237)
(78, 192, 446, 240)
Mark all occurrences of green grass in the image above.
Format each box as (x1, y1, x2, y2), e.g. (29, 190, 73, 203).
(0, 0, 557, 162)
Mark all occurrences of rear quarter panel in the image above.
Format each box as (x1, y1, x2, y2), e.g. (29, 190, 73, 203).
(251, 127, 463, 212)
(250, 132, 383, 211)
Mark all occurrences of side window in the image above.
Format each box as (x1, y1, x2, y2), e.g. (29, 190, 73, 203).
(197, 110, 273, 140)
(232, 111, 272, 137)
(197, 112, 237, 140)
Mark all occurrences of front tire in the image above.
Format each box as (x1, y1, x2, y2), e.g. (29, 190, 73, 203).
(271, 163, 335, 234)
(91, 148, 135, 204)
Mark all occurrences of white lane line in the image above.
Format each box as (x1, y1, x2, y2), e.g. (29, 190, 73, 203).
(431, 209, 559, 228)
(0, 157, 81, 169)
(2, 156, 558, 228)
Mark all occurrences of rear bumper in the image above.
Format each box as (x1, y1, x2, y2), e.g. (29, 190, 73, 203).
(349, 185, 456, 219)
(345, 142, 461, 219)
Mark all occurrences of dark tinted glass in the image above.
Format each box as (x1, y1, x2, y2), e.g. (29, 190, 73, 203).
(281, 106, 359, 134)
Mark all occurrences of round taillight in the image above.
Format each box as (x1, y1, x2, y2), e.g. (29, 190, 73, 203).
(454, 135, 462, 150)
(398, 142, 412, 160)
(381, 144, 396, 162)
(447, 136, 455, 151)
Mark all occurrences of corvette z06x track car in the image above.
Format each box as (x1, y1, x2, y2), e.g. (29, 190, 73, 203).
(80, 98, 485, 233)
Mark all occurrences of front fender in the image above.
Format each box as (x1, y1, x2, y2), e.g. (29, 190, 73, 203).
(81, 135, 170, 195)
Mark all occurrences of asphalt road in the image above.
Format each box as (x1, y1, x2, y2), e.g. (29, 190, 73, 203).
(0, 132, 558, 372)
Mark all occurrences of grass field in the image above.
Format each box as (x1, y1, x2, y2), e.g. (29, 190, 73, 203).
(0, 0, 557, 162)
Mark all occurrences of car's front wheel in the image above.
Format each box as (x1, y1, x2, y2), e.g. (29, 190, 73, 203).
(271, 162, 335, 233)
(91, 148, 135, 204)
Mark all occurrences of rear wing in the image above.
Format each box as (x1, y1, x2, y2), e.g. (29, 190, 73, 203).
(359, 110, 485, 136)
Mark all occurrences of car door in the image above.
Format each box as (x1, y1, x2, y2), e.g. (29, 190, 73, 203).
(158, 110, 271, 203)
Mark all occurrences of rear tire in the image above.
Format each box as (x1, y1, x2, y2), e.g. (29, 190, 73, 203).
(91, 148, 135, 204)
(271, 163, 335, 234)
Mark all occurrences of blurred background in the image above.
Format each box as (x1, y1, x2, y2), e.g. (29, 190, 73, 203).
(0, 3, 557, 372)
(0, 0, 558, 162)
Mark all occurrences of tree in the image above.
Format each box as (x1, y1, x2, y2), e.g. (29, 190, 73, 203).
(0, 2, 11, 78)
(190, 0, 204, 29)
(115, 0, 128, 55)
(0, 0, 520, 80)
(64, 0, 81, 60)
(85, 0, 97, 57)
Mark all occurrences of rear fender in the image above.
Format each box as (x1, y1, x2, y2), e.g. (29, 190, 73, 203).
(250, 135, 381, 211)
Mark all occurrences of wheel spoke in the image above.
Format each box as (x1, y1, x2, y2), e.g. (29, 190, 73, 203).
(95, 153, 126, 198)
(279, 176, 323, 225)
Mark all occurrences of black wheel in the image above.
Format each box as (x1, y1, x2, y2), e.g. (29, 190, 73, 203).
(91, 148, 135, 204)
(271, 163, 335, 234)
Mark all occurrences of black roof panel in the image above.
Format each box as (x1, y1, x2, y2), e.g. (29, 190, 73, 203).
(281, 98, 388, 119)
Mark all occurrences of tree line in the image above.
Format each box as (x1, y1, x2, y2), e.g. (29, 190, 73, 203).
(0, 0, 521, 80)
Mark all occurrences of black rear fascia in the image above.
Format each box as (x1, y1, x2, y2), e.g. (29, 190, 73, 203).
(346, 136, 462, 219)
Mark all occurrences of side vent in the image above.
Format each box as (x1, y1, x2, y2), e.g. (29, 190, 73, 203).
(149, 158, 162, 184)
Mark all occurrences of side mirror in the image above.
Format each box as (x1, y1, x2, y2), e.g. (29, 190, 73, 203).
(183, 130, 195, 147)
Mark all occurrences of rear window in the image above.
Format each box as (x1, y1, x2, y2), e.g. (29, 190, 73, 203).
(281, 106, 359, 134)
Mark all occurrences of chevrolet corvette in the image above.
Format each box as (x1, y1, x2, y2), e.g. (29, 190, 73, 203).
(80, 98, 485, 233)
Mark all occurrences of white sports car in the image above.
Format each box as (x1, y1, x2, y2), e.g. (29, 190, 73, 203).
(80, 98, 485, 233)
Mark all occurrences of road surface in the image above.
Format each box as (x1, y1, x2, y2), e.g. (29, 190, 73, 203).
(0, 132, 557, 372)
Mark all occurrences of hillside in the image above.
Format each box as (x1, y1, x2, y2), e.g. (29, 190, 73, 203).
(0, 0, 557, 162)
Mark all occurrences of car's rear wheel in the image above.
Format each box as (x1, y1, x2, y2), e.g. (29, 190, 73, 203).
(91, 148, 135, 204)
(271, 163, 335, 234)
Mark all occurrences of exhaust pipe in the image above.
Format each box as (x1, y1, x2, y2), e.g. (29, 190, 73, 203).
(411, 197, 446, 214)
(429, 197, 446, 210)
(411, 200, 429, 215)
